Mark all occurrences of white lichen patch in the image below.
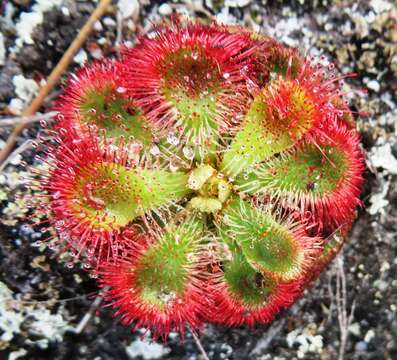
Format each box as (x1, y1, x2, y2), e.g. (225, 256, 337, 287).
(12, 75, 39, 105)
(15, 12, 43, 46)
(29, 309, 72, 349)
(369, 142, 397, 175)
(368, 179, 390, 215)
(0, 282, 72, 349)
(0, 283, 25, 343)
(9, 74, 39, 114)
(370, 0, 392, 14)
(125, 335, 171, 359)
(286, 326, 324, 359)
(14, 0, 63, 47)
(0, 167, 32, 226)
(8, 348, 28, 360)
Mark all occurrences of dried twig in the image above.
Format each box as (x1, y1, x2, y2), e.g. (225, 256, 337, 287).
(334, 255, 356, 360)
(73, 289, 108, 334)
(0, 0, 112, 166)
(189, 326, 210, 360)
(0, 111, 57, 127)
(2, 291, 99, 306)
(250, 319, 286, 356)
(327, 270, 335, 323)
(115, 10, 124, 46)
(0, 139, 33, 173)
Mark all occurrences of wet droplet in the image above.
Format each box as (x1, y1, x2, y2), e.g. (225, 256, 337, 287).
(55, 220, 65, 228)
(240, 65, 249, 75)
(52, 191, 61, 200)
(150, 145, 160, 156)
(166, 133, 180, 146)
(116, 86, 127, 94)
(246, 79, 257, 94)
(182, 146, 194, 160)
(169, 157, 180, 172)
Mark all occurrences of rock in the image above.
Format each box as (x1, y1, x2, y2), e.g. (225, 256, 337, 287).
(158, 3, 173, 16)
(355, 341, 367, 352)
(17, 45, 44, 71)
(364, 329, 375, 342)
(118, 0, 140, 20)
(103, 17, 117, 27)
(367, 79, 380, 92)
(8, 98, 24, 114)
(225, 0, 252, 7)
(12, 74, 39, 105)
(73, 49, 88, 65)
(0, 60, 21, 102)
(0, 17, 16, 37)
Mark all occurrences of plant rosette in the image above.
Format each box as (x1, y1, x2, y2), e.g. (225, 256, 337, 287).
(29, 21, 365, 339)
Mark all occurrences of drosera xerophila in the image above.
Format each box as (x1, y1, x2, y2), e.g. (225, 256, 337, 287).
(27, 21, 365, 339)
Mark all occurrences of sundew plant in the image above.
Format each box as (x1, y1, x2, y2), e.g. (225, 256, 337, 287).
(29, 21, 365, 340)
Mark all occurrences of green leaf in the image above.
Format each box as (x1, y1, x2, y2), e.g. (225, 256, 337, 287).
(223, 251, 277, 308)
(134, 217, 205, 308)
(221, 80, 319, 178)
(75, 164, 191, 230)
(80, 85, 152, 145)
(160, 45, 223, 161)
(222, 198, 304, 280)
(236, 142, 348, 198)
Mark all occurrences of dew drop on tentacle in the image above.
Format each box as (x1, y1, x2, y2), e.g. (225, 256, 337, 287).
(150, 145, 160, 156)
(116, 86, 127, 94)
(182, 146, 194, 160)
(166, 132, 180, 146)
